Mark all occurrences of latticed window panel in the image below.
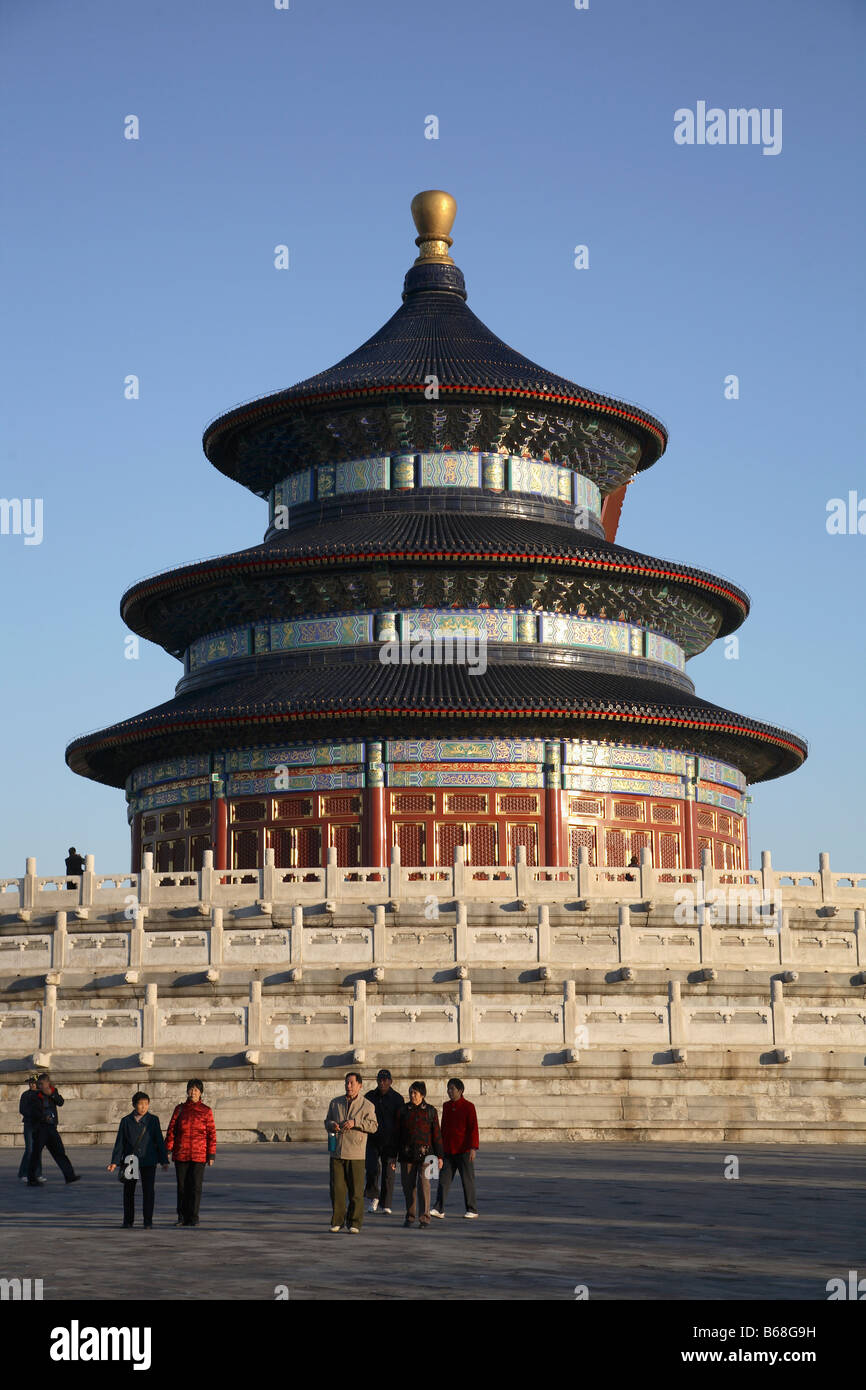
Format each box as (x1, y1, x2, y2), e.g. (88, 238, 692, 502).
(275, 797, 313, 820)
(186, 806, 212, 829)
(155, 840, 173, 873)
(605, 829, 628, 867)
(233, 828, 259, 870)
(651, 803, 678, 824)
(696, 809, 715, 830)
(435, 822, 466, 867)
(714, 839, 740, 870)
(391, 793, 435, 814)
(697, 836, 712, 857)
(658, 832, 681, 870)
(394, 821, 426, 867)
(445, 793, 488, 815)
(569, 825, 597, 865)
(508, 822, 538, 865)
(469, 822, 498, 866)
(630, 831, 652, 862)
(232, 800, 268, 823)
(717, 814, 732, 837)
(323, 795, 361, 817)
(497, 794, 540, 815)
(613, 801, 644, 821)
(160, 811, 182, 833)
(189, 835, 210, 871)
(568, 798, 603, 817)
(143, 816, 157, 836)
(332, 823, 361, 867)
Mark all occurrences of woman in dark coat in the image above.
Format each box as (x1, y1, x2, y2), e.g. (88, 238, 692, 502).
(107, 1091, 169, 1228)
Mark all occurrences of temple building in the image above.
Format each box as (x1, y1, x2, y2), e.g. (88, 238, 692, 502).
(66, 192, 805, 875)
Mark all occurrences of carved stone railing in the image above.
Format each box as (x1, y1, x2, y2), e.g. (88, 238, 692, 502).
(2, 848, 865, 919)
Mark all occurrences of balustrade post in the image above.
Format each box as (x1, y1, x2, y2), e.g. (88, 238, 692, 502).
(52, 912, 67, 971)
(697, 901, 713, 964)
(819, 851, 834, 906)
(352, 978, 367, 1052)
(142, 983, 158, 1052)
(139, 851, 154, 908)
(515, 843, 528, 901)
(576, 844, 590, 901)
(668, 979, 685, 1050)
(455, 901, 468, 964)
(389, 842, 402, 905)
(563, 979, 577, 1051)
(200, 849, 214, 908)
(261, 846, 276, 905)
(372, 904, 386, 965)
(458, 976, 473, 1046)
(700, 847, 715, 896)
(42, 983, 57, 1052)
(210, 907, 224, 967)
(639, 846, 654, 900)
(80, 854, 96, 909)
(537, 904, 551, 964)
(22, 857, 37, 912)
(248, 980, 262, 1049)
(129, 910, 145, 969)
(770, 978, 787, 1047)
(777, 907, 792, 964)
(326, 846, 339, 904)
(617, 904, 632, 964)
(291, 905, 304, 964)
(760, 849, 774, 899)
(855, 909, 865, 968)
(452, 845, 465, 899)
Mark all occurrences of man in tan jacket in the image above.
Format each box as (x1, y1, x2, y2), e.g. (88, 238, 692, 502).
(325, 1072, 378, 1232)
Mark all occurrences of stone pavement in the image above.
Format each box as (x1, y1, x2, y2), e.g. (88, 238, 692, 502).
(1, 1143, 862, 1301)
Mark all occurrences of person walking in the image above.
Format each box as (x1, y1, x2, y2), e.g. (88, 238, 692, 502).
(24, 1073, 80, 1187)
(364, 1069, 404, 1215)
(324, 1072, 378, 1233)
(392, 1081, 443, 1229)
(165, 1079, 216, 1227)
(107, 1091, 170, 1228)
(431, 1078, 479, 1219)
(18, 1077, 45, 1184)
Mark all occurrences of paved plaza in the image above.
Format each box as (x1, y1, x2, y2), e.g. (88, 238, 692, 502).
(1, 1142, 863, 1301)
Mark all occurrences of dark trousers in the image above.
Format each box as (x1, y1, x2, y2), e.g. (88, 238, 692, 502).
(400, 1160, 432, 1223)
(123, 1165, 156, 1225)
(364, 1141, 396, 1207)
(436, 1152, 478, 1212)
(28, 1125, 74, 1183)
(18, 1122, 42, 1180)
(174, 1161, 205, 1224)
(330, 1156, 365, 1229)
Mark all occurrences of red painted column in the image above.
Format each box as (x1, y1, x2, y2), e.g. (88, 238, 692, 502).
(215, 797, 228, 870)
(365, 742, 387, 868)
(544, 740, 563, 867)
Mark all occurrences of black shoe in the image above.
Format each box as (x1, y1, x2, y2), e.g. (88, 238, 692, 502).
(27, 1181, 41, 1188)
(403, 1218, 414, 1227)
(122, 1222, 134, 1228)
(66, 1175, 81, 1184)
(175, 1219, 185, 1227)
(143, 1223, 153, 1229)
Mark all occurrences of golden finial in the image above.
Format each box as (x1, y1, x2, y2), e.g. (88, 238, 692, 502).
(410, 190, 457, 265)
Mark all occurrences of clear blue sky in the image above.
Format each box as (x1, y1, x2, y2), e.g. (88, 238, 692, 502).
(1, 0, 863, 874)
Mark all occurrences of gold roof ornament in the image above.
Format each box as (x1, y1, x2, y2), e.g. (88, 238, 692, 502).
(410, 190, 457, 265)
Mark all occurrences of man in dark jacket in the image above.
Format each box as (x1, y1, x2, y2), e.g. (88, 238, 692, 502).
(107, 1091, 169, 1228)
(24, 1074, 80, 1186)
(364, 1069, 404, 1215)
(18, 1077, 44, 1183)
(65, 847, 85, 889)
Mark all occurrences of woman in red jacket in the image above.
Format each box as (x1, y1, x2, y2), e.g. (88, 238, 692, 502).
(165, 1079, 216, 1227)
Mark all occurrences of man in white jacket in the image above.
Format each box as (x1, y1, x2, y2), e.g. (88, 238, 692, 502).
(324, 1072, 378, 1233)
